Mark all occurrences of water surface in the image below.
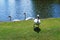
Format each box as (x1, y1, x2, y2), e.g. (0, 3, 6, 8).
(0, 0, 60, 21)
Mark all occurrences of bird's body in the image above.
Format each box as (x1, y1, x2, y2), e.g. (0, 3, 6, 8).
(12, 19, 20, 21)
(26, 17, 34, 20)
(34, 19, 40, 24)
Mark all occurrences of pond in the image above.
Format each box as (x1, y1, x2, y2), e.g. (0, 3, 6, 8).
(0, 0, 60, 21)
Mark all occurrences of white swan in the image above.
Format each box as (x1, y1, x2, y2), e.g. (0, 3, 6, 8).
(25, 17, 34, 20)
(12, 19, 20, 21)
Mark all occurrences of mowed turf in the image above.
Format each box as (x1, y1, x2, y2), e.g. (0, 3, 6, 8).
(0, 18, 60, 40)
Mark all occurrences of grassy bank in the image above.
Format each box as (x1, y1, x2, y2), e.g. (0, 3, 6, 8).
(0, 18, 60, 40)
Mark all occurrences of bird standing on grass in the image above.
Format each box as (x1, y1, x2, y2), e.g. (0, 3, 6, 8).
(33, 14, 41, 33)
(34, 15, 40, 27)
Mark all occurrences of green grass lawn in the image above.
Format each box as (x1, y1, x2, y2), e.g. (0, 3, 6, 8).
(0, 18, 60, 40)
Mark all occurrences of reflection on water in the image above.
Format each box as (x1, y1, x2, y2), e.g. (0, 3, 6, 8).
(51, 4, 60, 17)
(0, 0, 60, 21)
(33, 0, 60, 18)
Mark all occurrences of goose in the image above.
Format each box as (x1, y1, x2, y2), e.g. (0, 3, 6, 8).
(34, 14, 40, 24)
(34, 14, 41, 27)
(34, 19, 40, 24)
